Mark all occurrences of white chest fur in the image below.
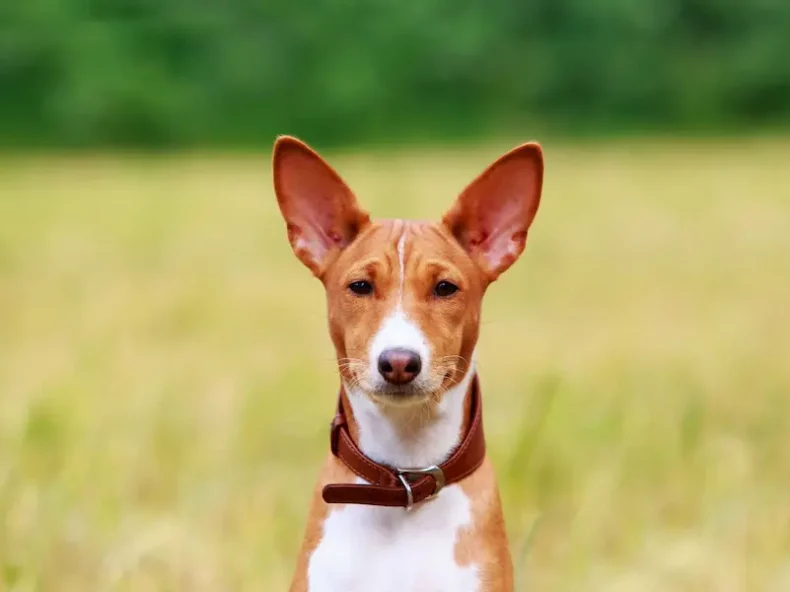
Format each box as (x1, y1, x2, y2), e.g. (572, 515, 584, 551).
(308, 365, 479, 591)
(307, 482, 478, 592)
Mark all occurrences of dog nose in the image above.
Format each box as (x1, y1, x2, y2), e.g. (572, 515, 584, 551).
(377, 348, 422, 385)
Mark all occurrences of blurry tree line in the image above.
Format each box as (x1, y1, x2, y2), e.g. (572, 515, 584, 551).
(1, 0, 789, 147)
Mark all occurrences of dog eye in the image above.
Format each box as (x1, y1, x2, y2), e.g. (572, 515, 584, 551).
(348, 280, 373, 296)
(434, 280, 459, 298)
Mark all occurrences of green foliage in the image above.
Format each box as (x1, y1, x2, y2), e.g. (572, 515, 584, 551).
(2, 0, 790, 147)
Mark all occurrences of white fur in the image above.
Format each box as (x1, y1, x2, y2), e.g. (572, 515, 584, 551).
(347, 363, 474, 468)
(307, 230, 479, 591)
(307, 481, 478, 592)
(367, 310, 432, 390)
(308, 368, 479, 592)
(397, 233, 407, 296)
(366, 232, 433, 391)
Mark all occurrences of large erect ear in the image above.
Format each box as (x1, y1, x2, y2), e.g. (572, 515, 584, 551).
(272, 136, 370, 277)
(442, 142, 544, 282)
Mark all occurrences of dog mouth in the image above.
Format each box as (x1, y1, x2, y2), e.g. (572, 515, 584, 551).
(371, 382, 427, 399)
(366, 369, 457, 405)
(368, 388, 433, 408)
(341, 362, 460, 404)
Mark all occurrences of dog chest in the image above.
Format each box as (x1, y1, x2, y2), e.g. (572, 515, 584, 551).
(307, 484, 478, 592)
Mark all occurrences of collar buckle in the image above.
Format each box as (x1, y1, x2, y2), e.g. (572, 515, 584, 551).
(396, 465, 446, 510)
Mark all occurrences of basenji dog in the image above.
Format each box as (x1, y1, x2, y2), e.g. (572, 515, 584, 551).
(272, 136, 544, 592)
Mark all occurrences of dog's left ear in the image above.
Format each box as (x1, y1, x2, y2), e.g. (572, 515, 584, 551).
(272, 136, 370, 278)
(442, 142, 544, 282)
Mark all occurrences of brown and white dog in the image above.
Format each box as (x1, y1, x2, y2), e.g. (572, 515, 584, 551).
(272, 136, 544, 592)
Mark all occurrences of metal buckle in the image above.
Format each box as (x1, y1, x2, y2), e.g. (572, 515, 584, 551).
(395, 465, 446, 511)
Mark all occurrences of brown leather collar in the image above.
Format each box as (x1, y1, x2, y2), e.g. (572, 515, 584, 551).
(322, 375, 486, 509)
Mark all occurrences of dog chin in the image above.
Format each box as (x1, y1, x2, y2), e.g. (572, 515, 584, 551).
(367, 384, 433, 406)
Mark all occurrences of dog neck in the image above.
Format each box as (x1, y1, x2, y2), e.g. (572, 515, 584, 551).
(341, 361, 476, 470)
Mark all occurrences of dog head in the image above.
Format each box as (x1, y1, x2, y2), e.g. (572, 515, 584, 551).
(273, 137, 543, 406)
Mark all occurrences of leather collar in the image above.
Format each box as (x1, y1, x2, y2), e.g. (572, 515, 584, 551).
(322, 374, 486, 509)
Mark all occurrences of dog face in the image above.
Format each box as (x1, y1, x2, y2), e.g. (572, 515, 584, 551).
(272, 137, 543, 405)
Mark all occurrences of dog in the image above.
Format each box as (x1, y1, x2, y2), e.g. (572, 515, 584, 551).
(272, 136, 544, 592)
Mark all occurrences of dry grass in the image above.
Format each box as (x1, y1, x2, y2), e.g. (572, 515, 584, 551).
(1, 139, 789, 591)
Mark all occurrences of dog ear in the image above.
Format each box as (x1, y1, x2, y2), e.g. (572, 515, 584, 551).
(442, 142, 543, 282)
(272, 136, 370, 277)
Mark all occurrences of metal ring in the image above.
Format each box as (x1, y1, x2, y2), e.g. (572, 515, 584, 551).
(396, 472, 414, 510)
(396, 465, 445, 509)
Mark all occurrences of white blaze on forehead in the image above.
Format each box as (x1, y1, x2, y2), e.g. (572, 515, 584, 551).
(369, 229, 431, 371)
(397, 231, 406, 299)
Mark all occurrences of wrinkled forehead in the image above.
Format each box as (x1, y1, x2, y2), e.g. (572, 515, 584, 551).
(325, 219, 480, 286)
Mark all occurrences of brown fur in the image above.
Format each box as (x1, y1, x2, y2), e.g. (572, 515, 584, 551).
(456, 457, 514, 591)
(289, 454, 354, 592)
(273, 136, 543, 591)
(324, 220, 483, 402)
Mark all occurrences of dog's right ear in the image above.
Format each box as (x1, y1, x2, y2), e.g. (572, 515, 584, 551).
(272, 136, 370, 277)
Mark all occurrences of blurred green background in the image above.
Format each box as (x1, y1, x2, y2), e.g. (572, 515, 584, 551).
(2, 0, 790, 147)
(2, 2, 790, 591)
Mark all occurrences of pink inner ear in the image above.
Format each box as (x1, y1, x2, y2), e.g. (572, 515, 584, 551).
(478, 199, 529, 269)
(273, 137, 369, 275)
(444, 143, 543, 280)
(290, 192, 346, 250)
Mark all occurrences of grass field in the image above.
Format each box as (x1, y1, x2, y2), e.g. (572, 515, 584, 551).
(1, 140, 789, 591)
